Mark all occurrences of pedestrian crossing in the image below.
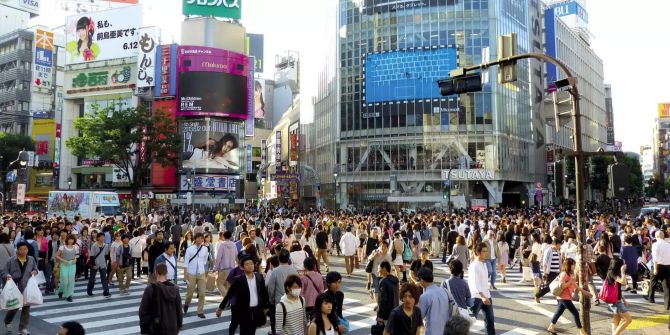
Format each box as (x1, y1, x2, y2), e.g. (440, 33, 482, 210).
(27, 270, 381, 335)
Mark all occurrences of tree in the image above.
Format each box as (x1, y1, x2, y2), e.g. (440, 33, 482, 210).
(66, 103, 180, 205)
(0, 133, 35, 172)
(589, 156, 613, 192)
(619, 155, 643, 199)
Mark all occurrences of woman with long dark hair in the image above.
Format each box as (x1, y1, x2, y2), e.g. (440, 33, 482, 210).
(605, 257, 633, 335)
(547, 258, 590, 334)
(66, 16, 98, 62)
(308, 293, 340, 335)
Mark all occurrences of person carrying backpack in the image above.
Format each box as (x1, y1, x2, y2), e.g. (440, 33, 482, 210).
(274, 274, 307, 335)
(139, 263, 183, 335)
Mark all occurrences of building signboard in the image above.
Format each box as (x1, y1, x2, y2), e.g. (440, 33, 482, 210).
(65, 65, 134, 96)
(154, 44, 177, 97)
(179, 119, 243, 174)
(441, 169, 495, 181)
(246, 33, 264, 72)
(135, 27, 158, 88)
(0, 0, 41, 16)
(275, 131, 282, 164)
(246, 56, 255, 137)
(544, 8, 560, 90)
(179, 174, 239, 191)
(182, 0, 241, 20)
(246, 144, 252, 173)
(64, 5, 143, 65)
(33, 28, 53, 89)
(658, 103, 670, 121)
(361, 0, 461, 14)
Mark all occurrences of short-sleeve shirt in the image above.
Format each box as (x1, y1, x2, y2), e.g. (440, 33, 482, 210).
(385, 305, 422, 335)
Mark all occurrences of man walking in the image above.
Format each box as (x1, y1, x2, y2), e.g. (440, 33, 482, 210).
(2, 242, 38, 335)
(483, 230, 499, 289)
(315, 225, 330, 272)
(87, 234, 111, 298)
(139, 263, 183, 335)
(183, 233, 209, 318)
(155, 243, 178, 283)
(535, 237, 563, 303)
(116, 235, 133, 295)
(376, 261, 399, 326)
(646, 230, 670, 306)
(417, 268, 451, 335)
(213, 231, 237, 297)
(267, 249, 298, 335)
(339, 226, 358, 276)
(469, 242, 495, 335)
(147, 231, 166, 283)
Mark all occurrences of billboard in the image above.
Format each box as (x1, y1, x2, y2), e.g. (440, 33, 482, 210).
(180, 119, 243, 173)
(33, 28, 53, 90)
(246, 33, 264, 72)
(179, 174, 239, 192)
(253, 79, 266, 120)
(545, 8, 560, 90)
(0, 0, 41, 16)
(176, 46, 250, 119)
(182, 0, 241, 20)
(135, 27, 159, 88)
(658, 103, 670, 121)
(154, 44, 177, 97)
(246, 57, 254, 137)
(65, 64, 135, 97)
(549, 1, 588, 24)
(64, 5, 142, 65)
(362, 0, 460, 14)
(363, 47, 458, 104)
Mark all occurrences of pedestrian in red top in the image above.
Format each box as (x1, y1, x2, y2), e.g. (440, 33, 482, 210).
(547, 258, 591, 334)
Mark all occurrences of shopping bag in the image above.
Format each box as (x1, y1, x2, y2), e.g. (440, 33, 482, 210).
(206, 272, 217, 292)
(24, 277, 43, 306)
(0, 280, 23, 310)
(35, 271, 46, 285)
(549, 276, 563, 297)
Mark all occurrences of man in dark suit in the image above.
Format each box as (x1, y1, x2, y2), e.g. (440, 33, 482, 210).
(216, 255, 269, 335)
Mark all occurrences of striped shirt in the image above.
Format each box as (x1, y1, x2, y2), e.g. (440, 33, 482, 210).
(549, 249, 561, 273)
(275, 295, 306, 335)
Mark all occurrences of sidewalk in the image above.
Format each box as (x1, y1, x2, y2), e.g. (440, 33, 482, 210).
(589, 312, 669, 335)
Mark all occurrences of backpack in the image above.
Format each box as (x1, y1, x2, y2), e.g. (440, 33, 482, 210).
(279, 296, 304, 329)
(511, 235, 520, 250)
(402, 239, 413, 261)
(599, 278, 619, 304)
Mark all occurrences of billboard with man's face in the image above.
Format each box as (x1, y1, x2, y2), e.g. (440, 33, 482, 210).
(180, 119, 244, 174)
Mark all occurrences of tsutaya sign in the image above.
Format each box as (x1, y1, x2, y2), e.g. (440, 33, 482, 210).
(182, 0, 241, 20)
(442, 169, 495, 181)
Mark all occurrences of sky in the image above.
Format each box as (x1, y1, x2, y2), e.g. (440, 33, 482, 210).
(30, 0, 669, 152)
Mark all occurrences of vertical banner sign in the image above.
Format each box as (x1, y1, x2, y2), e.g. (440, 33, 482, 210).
(33, 29, 54, 89)
(160, 45, 172, 95)
(246, 56, 255, 137)
(290, 133, 299, 165)
(246, 144, 252, 173)
(260, 139, 267, 178)
(136, 27, 158, 88)
(16, 184, 26, 205)
(275, 131, 282, 165)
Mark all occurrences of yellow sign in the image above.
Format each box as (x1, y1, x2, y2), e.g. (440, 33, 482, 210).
(658, 103, 670, 120)
(35, 29, 54, 51)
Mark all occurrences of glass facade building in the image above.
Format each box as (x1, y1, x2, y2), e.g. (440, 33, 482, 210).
(333, 0, 547, 210)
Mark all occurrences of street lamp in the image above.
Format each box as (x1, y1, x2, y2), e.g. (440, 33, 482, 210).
(67, 177, 72, 190)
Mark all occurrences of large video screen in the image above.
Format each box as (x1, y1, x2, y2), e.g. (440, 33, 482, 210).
(176, 46, 250, 119)
(179, 119, 243, 174)
(178, 71, 247, 118)
(364, 47, 458, 104)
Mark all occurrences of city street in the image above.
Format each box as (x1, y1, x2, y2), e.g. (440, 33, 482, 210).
(5, 253, 667, 335)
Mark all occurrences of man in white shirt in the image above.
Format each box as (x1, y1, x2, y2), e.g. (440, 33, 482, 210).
(468, 241, 495, 335)
(183, 233, 209, 318)
(339, 226, 358, 276)
(483, 230, 498, 290)
(647, 230, 670, 305)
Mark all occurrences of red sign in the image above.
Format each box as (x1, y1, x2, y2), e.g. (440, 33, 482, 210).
(160, 46, 171, 96)
(36, 141, 49, 155)
(55, 124, 61, 137)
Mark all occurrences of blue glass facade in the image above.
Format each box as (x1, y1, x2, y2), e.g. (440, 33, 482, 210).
(336, 0, 539, 209)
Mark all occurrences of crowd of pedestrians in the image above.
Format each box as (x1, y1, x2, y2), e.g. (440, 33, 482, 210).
(1, 202, 669, 334)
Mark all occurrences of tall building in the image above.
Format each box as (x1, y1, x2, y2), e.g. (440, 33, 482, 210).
(307, 0, 551, 211)
(604, 84, 614, 145)
(0, 28, 33, 134)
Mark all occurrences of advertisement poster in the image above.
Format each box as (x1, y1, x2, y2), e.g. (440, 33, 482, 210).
(135, 27, 158, 88)
(65, 5, 142, 65)
(182, 0, 241, 20)
(180, 119, 243, 173)
(176, 45, 250, 119)
(246, 56, 254, 137)
(33, 28, 53, 89)
(246, 33, 264, 72)
(48, 192, 92, 220)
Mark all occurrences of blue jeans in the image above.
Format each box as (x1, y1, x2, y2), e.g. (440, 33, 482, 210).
(485, 259, 497, 286)
(87, 267, 110, 295)
(551, 299, 582, 328)
(470, 297, 495, 335)
(43, 260, 53, 292)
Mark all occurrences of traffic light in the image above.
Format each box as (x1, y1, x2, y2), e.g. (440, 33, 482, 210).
(498, 33, 518, 83)
(609, 163, 630, 199)
(437, 73, 482, 96)
(443, 190, 449, 199)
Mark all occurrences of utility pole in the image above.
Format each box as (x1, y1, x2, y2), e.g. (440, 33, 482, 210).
(439, 48, 591, 332)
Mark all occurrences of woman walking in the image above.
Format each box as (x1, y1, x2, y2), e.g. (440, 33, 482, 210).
(547, 258, 590, 334)
(497, 231, 509, 283)
(308, 293, 340, 335)
(605, 257, 633, 335)
(56, 234, 79, 302)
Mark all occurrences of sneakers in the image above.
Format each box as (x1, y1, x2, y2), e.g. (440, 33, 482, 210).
(18, 330, 28, 335)
(120, 290, 129, 296)
(183, 305, 189, 314)
(197, 313, 206, 319)
(66, 297, 73, 302)
(58, 292, 63, 299)
(103, 293, 112, 298)
(5, 323, 12, 334)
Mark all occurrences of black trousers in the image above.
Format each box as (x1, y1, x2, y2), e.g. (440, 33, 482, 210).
(535, 271, 559, 299)
(132, 257, 142, 278)
(648, 264, 670, 309)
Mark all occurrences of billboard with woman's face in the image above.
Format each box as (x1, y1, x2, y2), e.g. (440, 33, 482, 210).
(180, 119, 244, 174)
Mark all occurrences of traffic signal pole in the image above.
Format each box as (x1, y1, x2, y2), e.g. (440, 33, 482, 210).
(446, 52, 590, 333)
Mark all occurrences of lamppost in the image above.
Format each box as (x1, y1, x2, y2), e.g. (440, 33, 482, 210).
(9, 150, 29, 213)
(67, 176, 72, 190)
(333, 170, 338, 209)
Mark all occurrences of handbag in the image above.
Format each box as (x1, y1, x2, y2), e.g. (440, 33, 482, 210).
(549, 275, 564, 297)
(599, 278, 619, 304)
(87, 246, 104, 269)
(140, 284, 161, 334)
(371, 323, 385, 335)
(444, 279, 473, 322)
(338, 316, 350, 332)
(365, 259, 374, 273)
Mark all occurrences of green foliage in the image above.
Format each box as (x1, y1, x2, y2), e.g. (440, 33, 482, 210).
(65, 103, 180, 194)
(619, 155, 643, 198)
(0, 133, 35, 172)
(589, 156, 613, 191)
